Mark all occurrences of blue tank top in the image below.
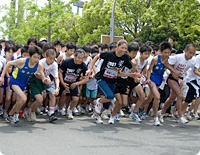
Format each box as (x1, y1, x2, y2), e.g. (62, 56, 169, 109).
(151, 55, 168, 76)
(12, 57, 39, 80)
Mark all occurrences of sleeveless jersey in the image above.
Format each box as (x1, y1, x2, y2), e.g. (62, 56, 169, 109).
(10, 58, 39, 90)
(150, 55, 168, 86)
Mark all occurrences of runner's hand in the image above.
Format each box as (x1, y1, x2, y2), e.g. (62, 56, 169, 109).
(0, 77, 4, 86)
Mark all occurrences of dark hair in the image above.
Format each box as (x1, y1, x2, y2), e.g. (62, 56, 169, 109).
(117, 39, 128, 47)
(140, 44, 151, 53)
(171, 49, 177, 54)
(16, 44, 23, 51)
(54, 40, 62, 46)
(132, 40, 142, 47)
(145, 41, 155, 49)
(109, 42, 117, 50)
(27, 37, 38, 46)
(62, 43, 67, 47)
(5, 44, 16, 53)
(28, 45, 42, 57)
(0, 39, 5, 43)
(185, 43, 196, 51)
(38, 42, 46, 49)
(83, 45, 91, 53)
(74, 48, 86, 56)
(101, 43, 109, 51)
(175, 49, 184, 54)
(67, 42, 76, 50)
(42, 43, 54, 54)
(153, 44, 159, 52)
(0, 44, 2, 50)
(91, 46, 99, 54)
(159, 42, 172, 52)
(46, 49, 56, 57)
(128, 42, 139, 52)
(21, 45, 29, 55)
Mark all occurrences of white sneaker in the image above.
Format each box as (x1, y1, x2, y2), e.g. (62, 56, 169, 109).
(149, 108, 154, 117)
(108, 116, 115, 124)
(129, 112, 142, 123)
(171, 106, 178, 120)
(30, 112, 37, 121)
(115, 113, 120, 121)
(95, 98, 103, 114)
(80, 107, 86, 114)
(3, 110, 8, 119)
(14, 113, 20, 123)
(0, 106, 3, 115)
(193, 112, 199, 120)
(141, 112, 147, 120)
(73, 107, 79, 113)
(67, 109, 74, 119)
(44, 107, 48, 113)
(101, 110, 109, 120)
(131, 104, 136, 112)
(77, 105, 81, 112)
(36, 107, 43, 115)
(154, 117, 161, 126)
(178, 116, 188, 124)
(58, 108, 66, 116)
(91, 114, 103, 124)
(158, 110, 164, 123)
(185, 113, 192, 121)
(120, 109, 125, 117)
(24, 110, 32, 122)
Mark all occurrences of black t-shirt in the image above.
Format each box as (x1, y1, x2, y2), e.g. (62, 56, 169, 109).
(60, 58, 87, 83)
(95, 51, 132, 83)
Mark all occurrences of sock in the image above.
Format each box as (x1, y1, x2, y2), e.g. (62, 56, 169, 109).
(154, 117, 158, 121)
(49, 107, 55, 116)
(186, 110, 191, 115)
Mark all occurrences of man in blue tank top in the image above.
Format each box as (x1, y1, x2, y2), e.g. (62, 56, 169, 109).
(0, 46, 51, 124)
(142, 42, 172, 126)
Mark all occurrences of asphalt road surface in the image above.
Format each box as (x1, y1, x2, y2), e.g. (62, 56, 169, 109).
(0, 114, 200, 155)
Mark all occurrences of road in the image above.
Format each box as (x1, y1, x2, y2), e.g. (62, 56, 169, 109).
(0, 114, 200, 155)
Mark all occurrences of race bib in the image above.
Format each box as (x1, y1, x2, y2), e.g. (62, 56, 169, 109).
(103, 68, 118, 79)
(64, 74, 76, 83)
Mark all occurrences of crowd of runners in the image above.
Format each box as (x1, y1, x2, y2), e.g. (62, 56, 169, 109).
(0, 37, 199, 126)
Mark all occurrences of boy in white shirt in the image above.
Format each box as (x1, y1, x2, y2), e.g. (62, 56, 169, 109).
(158, 43, 196, 124)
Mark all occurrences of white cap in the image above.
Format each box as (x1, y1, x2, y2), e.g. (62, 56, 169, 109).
(39, 38, 48, 42)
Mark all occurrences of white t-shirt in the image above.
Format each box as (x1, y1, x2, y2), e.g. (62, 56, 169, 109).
(0, 56, 6, 68)
(186, 55, 200, 84)
(35, 58, 58, 78)
(168, 53, 194, 78)
(0, 49, 5, 56)
(95, 58, 104, 73)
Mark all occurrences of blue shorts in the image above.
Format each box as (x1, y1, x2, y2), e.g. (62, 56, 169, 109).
(1, 76, 9, 89)
(166, 74, 180, 86)
(97, 79, 116, 109)
(9, 76, 28, 91)
(45, 81, 55, 94)
(151, 74, 163, 87)
(86, 89, 97, 98)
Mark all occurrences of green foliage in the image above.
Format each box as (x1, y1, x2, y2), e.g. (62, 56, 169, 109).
(0, 0, 78, 44)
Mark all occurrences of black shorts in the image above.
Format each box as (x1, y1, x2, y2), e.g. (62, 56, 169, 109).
(115, 78, 128, 95)
(185, 80, 200, 103)
(167, 74, 182, 85)
(59, 83, 79, 97)
(127, 77, 139, 91)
